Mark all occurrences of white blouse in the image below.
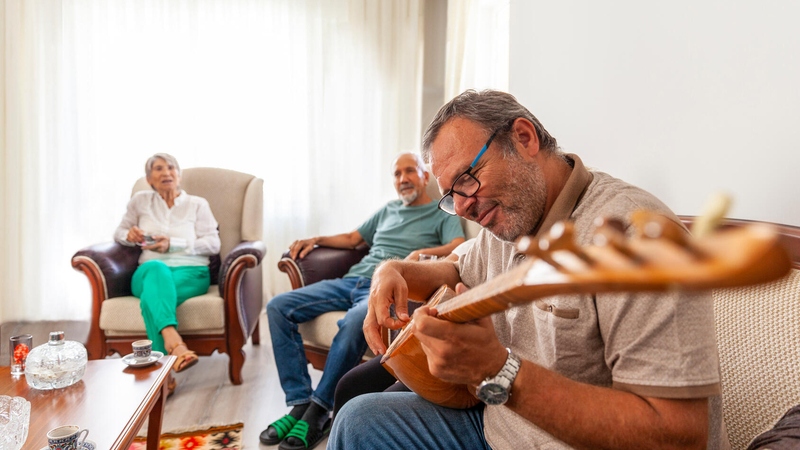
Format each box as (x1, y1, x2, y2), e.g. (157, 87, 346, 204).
(114, 190, 221, 267)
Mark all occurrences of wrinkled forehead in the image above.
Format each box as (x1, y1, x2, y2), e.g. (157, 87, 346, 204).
(429, 118, 484, 184)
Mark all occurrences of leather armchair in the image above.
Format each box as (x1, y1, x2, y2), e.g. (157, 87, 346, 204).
(72, 167, 265, 385)
(277, 245, 370, 370)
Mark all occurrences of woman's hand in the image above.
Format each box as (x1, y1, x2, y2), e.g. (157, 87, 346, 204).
(126, 226, 145, 244)
(141, 235, 170, 253)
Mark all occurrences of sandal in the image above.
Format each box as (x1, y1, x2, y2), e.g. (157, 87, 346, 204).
(169, 342, 199, 373)
(278, 418, 332, 450)
(260, 414, 299, 445)
(167, 375, 177, 397)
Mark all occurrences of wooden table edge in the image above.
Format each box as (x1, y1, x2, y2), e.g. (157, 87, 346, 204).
(111, 354, 176, 450)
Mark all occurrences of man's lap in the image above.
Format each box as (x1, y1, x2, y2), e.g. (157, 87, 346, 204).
(328, 392, 488, 450)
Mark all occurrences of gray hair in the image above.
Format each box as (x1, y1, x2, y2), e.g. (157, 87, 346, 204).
(145, 153, 181, 178)
(392, 152, 427, 173)
(421, 90, 559, 163)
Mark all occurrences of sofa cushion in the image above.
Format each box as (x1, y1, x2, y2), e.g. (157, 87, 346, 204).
(99, 285, 225, 335)
(299, 311, 376, 359)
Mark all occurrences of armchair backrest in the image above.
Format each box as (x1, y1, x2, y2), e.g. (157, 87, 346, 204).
(679, 217, 800, 450)
(133, 167, 264, 257)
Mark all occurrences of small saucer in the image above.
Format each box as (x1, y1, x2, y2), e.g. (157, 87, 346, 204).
(122, 351, 164, 368)
(41, 440, 96, 450)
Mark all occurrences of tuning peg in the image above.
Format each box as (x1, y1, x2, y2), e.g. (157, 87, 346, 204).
(630, 211, 689, 245)
(592, 217, 643, 264)
(517, 221, 593, 269)
(517, 234, 563, 269)
(693, 192, 732, 238)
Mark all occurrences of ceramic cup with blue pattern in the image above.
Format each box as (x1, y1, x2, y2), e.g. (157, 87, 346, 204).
(132, 339, 153, 362)
(46, 425, 89, 450)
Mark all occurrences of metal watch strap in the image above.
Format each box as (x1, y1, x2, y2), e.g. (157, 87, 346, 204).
(476, 348, 521, 405)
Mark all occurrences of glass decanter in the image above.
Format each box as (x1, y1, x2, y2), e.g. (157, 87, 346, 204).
(24, 331, 88, 390)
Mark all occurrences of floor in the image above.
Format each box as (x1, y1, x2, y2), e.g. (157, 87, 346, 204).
(1, 314, 326, 449)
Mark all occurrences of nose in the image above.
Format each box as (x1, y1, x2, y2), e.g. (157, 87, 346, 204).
(452, 194, 477, 218)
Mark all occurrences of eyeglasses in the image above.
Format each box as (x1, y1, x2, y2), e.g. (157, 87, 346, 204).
(437, 127, 501, 215)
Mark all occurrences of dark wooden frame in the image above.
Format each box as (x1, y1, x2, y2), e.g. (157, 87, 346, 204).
(72, 240, 265, 385)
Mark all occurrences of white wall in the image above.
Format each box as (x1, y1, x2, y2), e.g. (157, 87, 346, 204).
(510, 1, 800, 226)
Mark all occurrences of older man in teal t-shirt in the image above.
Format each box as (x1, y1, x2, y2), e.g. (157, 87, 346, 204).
(263, 153, 465, 450)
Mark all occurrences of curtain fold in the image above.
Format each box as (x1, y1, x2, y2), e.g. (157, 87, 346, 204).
(1, 0, 424, 321)
(445, 0, 510, 99)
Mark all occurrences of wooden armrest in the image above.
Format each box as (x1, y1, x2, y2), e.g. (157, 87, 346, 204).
(219, 240, 266, 340)
(71, 242, 141, 299)
(219, 240, 266, 294)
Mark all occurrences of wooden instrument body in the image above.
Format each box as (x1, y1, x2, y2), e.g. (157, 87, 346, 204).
(381, 215, 792, 409)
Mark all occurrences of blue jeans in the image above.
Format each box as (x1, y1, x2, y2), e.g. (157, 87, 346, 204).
(328, 392, 489, 449)
(267, 277, 371, 410)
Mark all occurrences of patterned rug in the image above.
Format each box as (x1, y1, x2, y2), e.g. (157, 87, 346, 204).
(127, 423, 243, 450)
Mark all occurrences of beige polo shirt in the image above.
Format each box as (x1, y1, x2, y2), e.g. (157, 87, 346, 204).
(458, 154, 727, 450)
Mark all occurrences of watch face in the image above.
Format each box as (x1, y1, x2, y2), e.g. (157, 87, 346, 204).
(478, 382, 509, 405)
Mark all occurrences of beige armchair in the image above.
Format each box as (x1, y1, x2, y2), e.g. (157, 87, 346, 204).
(72, 167, 265, 385)
(679, 217, 800, 450)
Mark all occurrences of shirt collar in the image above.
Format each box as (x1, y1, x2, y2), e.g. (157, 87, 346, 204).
(534, 153, 593, 238)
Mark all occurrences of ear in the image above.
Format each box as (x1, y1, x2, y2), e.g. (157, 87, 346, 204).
(512, 118, 540, 158)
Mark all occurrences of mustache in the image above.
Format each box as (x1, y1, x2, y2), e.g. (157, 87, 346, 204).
(399, 182, 414, 190)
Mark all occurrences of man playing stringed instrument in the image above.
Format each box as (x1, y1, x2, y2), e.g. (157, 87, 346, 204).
(329, 90, 729, 449)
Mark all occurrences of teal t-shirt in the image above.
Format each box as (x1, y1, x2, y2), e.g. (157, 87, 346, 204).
(345, 200, 464, 279)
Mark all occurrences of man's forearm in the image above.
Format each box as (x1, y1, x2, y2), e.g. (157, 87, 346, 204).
(506, 360, 708, 450)
(378, 259, 462, 302)
(315, 231, 364, 249)
(414, 237, 466, 258)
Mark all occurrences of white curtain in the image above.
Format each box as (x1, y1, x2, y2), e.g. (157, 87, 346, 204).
(445, 0, 509, 98)
(0, 0, 424, 322)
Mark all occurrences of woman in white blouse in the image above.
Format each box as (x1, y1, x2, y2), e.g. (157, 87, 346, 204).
(114, 153, 220, 374)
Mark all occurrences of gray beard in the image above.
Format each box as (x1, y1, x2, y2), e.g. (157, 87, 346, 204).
(400, 190, 419, 205)
(486, 159, 547, 242)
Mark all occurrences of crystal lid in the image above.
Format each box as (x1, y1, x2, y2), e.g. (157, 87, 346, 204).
(48, 331, 65, 344)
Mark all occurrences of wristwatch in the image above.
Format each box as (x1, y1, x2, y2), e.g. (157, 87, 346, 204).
(476, 348, 521, 405)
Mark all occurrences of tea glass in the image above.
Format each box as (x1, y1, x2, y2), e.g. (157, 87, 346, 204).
(9, 335, 33, 376)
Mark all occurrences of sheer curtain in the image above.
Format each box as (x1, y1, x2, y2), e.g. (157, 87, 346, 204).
(445, 0, 509, 98)
(0, 0, 424, 322)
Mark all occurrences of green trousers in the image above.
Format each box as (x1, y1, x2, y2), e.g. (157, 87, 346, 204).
(131, 260, 210, 353)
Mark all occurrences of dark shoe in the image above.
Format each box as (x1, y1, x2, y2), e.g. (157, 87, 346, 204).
(278, 418, 332, 450)
(260, 414, 299, 445)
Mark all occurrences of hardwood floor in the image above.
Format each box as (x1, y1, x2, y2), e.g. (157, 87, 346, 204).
(158, 312, 325, 448)
(1, 314, 325, 449)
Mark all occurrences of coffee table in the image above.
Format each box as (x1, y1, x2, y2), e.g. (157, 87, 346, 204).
(1, 355, 175, 450)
